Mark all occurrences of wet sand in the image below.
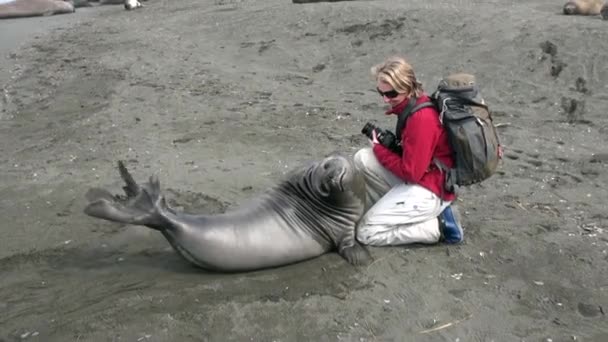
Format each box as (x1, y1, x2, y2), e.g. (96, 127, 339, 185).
(1, 0, 607, 341)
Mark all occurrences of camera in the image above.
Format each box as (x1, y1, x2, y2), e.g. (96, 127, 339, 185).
(361, 122, 402, 154)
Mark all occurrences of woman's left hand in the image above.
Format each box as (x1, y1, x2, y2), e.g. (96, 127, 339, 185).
(371, 129, 380, 145)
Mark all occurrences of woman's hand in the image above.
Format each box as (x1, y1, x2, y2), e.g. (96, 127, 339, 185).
(370, 129, 380, 146)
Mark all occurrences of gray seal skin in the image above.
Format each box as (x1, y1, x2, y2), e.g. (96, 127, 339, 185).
(0, 0, 74, 19)
(83, 153, 372, 272)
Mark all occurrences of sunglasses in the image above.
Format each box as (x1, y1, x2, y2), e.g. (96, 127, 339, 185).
(377, 88, 400, 99)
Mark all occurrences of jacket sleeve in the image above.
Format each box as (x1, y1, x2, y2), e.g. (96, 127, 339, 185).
(372, 109, 441, 183)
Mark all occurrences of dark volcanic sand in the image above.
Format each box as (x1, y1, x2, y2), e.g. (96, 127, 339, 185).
(1, 0, 607, 341)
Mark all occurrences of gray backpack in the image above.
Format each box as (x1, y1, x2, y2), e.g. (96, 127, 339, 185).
(396, 73, 502, 193)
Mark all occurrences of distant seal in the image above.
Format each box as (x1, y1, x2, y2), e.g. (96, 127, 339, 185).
(0, 0, 74, 19)
(83, 153, 372, 272)
(562, 0, 607, 19)
(124, 0, 142, 10)
(98, 0, 145, 8)
(73, 0, 145, 10)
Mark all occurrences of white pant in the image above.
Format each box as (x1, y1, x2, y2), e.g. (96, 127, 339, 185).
(353, 147, 451, 246)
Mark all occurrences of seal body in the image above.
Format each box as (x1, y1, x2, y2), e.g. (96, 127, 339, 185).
(83, 153, 372, 272)
(0, 0, 74, 19)
(98, 0, 145, 6)
(124, 0, 142, 10)
(562, 0, 606, 16)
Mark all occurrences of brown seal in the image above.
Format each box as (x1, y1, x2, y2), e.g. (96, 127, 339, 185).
(74, 0, 146, 10)
(0, 0, 74, 19)
(563, 0, 607, 18)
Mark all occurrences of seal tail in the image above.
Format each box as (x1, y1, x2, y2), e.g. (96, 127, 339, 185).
(83, 161, 168, 230)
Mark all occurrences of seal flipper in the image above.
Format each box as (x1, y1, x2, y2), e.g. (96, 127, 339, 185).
(118, 160, 140, 197)
(339, 242, 372, 266)
(85, 187, 116, 203)
(83, 162, 168, 230)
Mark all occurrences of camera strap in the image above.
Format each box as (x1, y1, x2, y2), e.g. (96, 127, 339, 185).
(395, 98, 435, 142)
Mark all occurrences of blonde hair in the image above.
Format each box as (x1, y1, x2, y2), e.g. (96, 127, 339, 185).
(371, 56, 424, 98)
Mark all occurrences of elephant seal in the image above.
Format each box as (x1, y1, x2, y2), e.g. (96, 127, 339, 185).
(83, 153, 372, 272)
(0, 0, 74, 19)
(74, 0, 145, 10)
(99, 0, 146, 6)
(124, 0, 142, 10)
(563, 0, 607, 19)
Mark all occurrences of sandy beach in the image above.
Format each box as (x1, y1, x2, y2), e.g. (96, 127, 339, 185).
(1, 0, 607, 341)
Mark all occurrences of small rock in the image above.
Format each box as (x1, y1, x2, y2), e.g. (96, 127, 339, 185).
(312, 64, 325, 73)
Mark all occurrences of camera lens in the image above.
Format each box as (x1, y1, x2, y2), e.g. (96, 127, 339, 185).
(361, 122, 376, 139)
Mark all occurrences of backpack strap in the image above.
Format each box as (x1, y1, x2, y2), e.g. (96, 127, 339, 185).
(395, 99, 435, 141)
(432, 158, 454, 187)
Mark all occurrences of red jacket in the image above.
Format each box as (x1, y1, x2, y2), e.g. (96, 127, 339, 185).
(372, 94, 456, 202)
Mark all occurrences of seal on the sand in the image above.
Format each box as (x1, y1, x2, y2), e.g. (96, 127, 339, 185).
(98, 0, 145, 7)
(0, 0, 74, 19)
(562, 0, 607, 19)
(83, 153, 372, 272)
(123, 0, 142, 10)
(73, 0, 144, 10)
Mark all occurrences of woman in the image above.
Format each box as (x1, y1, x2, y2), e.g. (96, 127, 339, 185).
(354, 55, 463, 246)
